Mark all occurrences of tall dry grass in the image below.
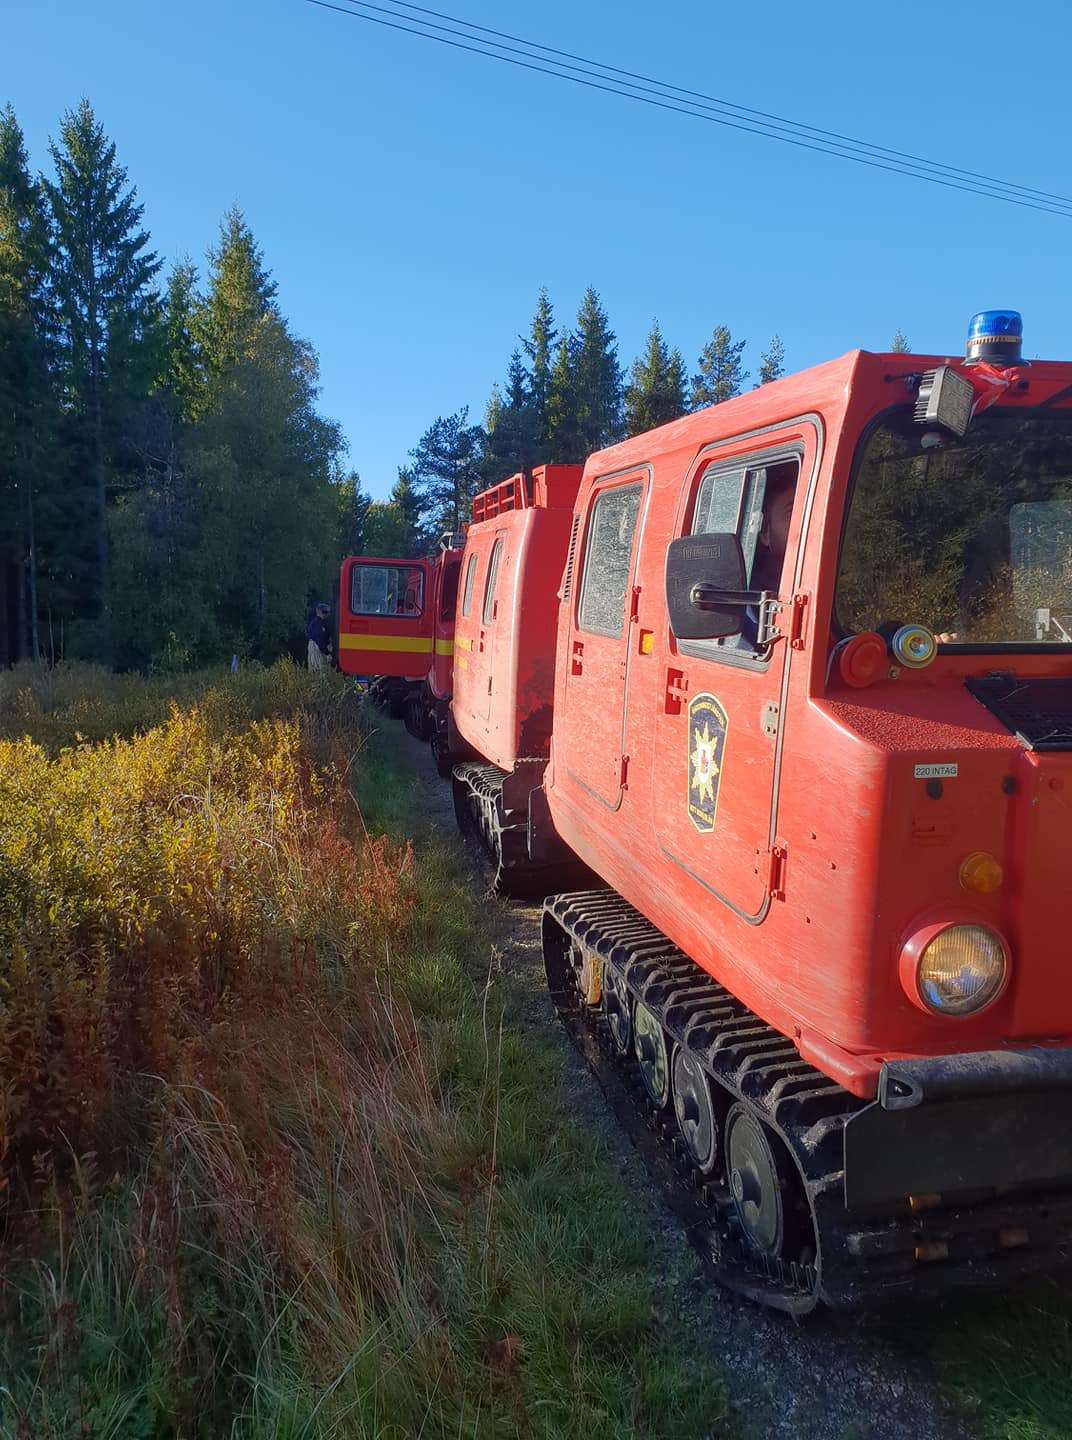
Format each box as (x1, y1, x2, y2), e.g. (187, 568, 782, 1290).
(0, 664, 723, 1438)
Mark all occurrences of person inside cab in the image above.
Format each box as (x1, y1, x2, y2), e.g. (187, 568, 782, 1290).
(742, 466, 796, 646)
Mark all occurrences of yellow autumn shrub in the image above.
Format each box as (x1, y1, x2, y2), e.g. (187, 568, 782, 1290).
(0, 669, 415, 1188)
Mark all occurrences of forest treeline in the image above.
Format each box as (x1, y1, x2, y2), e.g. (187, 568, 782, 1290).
(364, 291, 791, 558)
(0, 100, 351, 670)
(1, 98, 908, 670)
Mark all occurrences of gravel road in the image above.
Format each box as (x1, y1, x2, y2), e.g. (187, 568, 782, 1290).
(390, 723, 975, 1440)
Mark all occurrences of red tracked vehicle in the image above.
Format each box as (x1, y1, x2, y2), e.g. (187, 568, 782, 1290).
(337, 542, 461, 726)
(459, 311, 1072, 1309)
(449, 465, 587, 895)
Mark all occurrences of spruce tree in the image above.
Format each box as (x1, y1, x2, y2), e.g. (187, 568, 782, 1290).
(162, 260, 203, 421)
(690, 325, 748, 409)
(391, 467, 425, 550)
(546, 334, 581, 462)
(572, 286, 623, 454)
(624, 320, 687, 436)
(523, 287, 555, 447)
(890, 328, 911, 353)
(197, 206, 277, 379)
(190, 209, 343, 659)
(756, 334, 786, 385)
(409, 407, 485, 536)
(0, 105, 52, 662)
(44, 99, 161, 660)
(337, 470, 370, 557)
(483, 348, 535, 482)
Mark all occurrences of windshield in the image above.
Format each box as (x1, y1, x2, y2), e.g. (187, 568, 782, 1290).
(837, 410, 1072, 646)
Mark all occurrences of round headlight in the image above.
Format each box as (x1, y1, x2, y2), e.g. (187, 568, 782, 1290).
(915, 924, 1008, 1016)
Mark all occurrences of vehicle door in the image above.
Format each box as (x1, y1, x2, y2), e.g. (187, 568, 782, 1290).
(338, 557, 432, 677)
(651, 428, 817, 920)
(559, 471, 648, 809)
(474, 534, 506, 720)
(431, 552, 462, 698)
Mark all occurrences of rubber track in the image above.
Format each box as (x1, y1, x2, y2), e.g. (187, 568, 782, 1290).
(453, 762, 582, 899)
(545, 889, 1072, 1311)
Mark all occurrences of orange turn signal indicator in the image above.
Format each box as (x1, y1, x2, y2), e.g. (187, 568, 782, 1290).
(959, 851, 1003, 895)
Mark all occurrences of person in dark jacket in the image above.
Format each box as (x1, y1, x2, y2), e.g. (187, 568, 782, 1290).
(306, 602, 332, 670)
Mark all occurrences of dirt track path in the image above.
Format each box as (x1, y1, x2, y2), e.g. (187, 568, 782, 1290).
(390, 724, 973, 1440)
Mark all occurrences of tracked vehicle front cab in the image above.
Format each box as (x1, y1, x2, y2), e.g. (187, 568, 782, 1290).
(544, 315, 1072, 1303)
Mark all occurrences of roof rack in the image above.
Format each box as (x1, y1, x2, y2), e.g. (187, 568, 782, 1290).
(471, 473, 529, 524)
(470, 466, 585, 524)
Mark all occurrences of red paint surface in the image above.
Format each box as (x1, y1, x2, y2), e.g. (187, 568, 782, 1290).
(451, 466, 583, 769)
(540, 352, 1072, 1098)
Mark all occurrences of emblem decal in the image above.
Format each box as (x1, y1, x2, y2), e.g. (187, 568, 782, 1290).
(688, 693, 728, 834)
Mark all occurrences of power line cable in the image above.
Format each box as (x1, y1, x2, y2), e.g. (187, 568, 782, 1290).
(381, 0, 1072, 210)
(306, 0, 1072, 218)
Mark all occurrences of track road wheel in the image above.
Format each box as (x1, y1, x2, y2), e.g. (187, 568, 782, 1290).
(633, 1001, 670, 1109)
(672, 1047, 719, 1173)
(725, 1104, 814, 1260)
(601, 963, 632, 1056)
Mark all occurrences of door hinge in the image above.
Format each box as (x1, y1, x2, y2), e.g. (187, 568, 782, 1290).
(789, 592, 809, 651)
(761, 700, 779, 740)
(768, 843, 788, 900)
(629, 585, 642, 623)
(620, 754, 630, 789)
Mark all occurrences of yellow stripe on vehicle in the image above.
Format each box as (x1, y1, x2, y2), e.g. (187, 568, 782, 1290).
(435, 639, 454, 656)
(339, 633, 434, 653)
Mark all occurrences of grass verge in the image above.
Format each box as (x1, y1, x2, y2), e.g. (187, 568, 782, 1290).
(0, 663, 724, 1439)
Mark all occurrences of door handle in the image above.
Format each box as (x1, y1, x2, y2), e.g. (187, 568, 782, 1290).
(665, 668, 688, 715)
(571, 640, 584, 675)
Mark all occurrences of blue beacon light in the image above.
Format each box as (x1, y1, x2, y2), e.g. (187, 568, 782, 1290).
(966, 309, 1023, 364)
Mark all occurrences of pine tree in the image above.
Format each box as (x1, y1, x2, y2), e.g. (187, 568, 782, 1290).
(409, 407, 485, 536)
(756, 334, 786, 385)
(44, 99, 161, 660)
(523, 287, 555, 447)
(572, 287, 623, 454)
(624, 320, 687, 436)
(0, 105, 52, 662)
(690, 325, 748, 409)
(890, 329, 911, 353)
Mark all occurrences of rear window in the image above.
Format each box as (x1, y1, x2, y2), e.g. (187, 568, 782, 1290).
(350, 563, 423, 617)
(578, 484, 642, 637)
(483, 538, 505, 624)
(460, 553, 478, 617)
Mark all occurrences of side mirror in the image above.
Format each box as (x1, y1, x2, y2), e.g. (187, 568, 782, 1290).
(665, 533, 753, 641)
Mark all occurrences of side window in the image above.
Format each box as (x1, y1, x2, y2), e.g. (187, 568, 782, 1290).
(578, 484, 643, 637)
(483, 538, 505, 624)
(691, 457, 799, 592)
(460, 553, 478, 617)
(686, 455, 800, 656)
(440, 558, 461, 621)
(350, 563, 424, 617)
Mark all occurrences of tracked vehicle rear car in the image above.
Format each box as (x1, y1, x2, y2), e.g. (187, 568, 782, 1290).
(449, 466, 589, 896)
(527, 313, 1072, 1308)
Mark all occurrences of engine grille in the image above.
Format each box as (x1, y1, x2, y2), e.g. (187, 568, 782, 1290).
(966, 675, 1072, 751)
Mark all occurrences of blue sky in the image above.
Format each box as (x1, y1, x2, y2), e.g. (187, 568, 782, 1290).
(6, 0, 1071, 499)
